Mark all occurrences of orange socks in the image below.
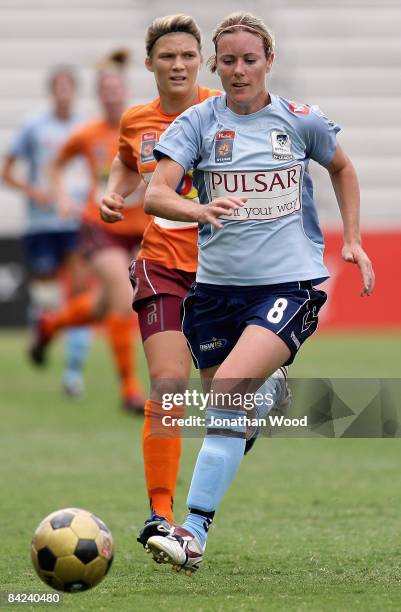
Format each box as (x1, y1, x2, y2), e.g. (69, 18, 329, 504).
(106, 313, 142, 398)
(44, 291, 95, 336)
(142, 399, 183, 523)
(44, 303, 142, 402)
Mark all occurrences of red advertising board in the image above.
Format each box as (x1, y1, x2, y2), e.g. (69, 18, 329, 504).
(319, 231, 401, 330)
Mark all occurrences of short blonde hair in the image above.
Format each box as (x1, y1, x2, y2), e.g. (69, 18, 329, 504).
(208, 12, 275, 72)
(145, 14, 202, 57)
(97, 49, 131, 71)
(96, 49, 130, 88)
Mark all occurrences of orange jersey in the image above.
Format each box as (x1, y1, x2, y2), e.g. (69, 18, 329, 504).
(119, 86, 220, 271)
(58, 119, 149, 237)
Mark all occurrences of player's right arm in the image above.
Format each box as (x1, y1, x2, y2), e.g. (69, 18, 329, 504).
(2, 155, 52, 207)
(2, 116, 52, 207)
(145, 157, 245, 229)
(50, 130, 87, 218)
(100, 107, 143, 224)
(146, 106, 245, 227)
(100, 156, 142, 223)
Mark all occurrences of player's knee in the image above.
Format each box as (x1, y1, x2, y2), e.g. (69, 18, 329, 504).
(90, 291, 108, 320)
(149, 371, 188, 399)
(103, 284, 133, 316)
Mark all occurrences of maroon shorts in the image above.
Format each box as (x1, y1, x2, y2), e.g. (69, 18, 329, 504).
(79, 222, 142, 259)
(130, 259, 195, 341)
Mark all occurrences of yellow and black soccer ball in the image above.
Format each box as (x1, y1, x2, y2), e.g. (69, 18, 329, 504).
(31, 508, 113, 592)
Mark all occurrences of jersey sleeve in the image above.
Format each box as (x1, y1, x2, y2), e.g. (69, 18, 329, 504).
(118, 109, 139, 171)
(8, 118, 34, 159)
(305, 106, 341, 167)
(153, 106, 202, 173)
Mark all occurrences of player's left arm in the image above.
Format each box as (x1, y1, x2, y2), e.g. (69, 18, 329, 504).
(49, 131, 85, 219)
(326, 144, 375, 296)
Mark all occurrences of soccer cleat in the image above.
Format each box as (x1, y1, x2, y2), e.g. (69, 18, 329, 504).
(122, 391, 145, 415)
(62, 371, 85, 400)
(270, 366, 292, 415)
(28, 314, 53, 366)
(137, 514, 171, 548)
(244, 366, 292, 455)
(147, 525, 204, 575)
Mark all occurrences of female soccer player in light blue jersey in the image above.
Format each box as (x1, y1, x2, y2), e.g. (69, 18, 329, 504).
(2, 67, 91, 398)
(140, 12, 375, 573)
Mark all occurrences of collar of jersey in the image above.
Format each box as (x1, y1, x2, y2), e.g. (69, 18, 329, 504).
(156, 86, 204, 119)
(219, 93, 277, 120)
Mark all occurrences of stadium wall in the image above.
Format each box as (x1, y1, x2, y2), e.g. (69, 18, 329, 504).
(0, 0, 400, 327)
(319, 231, 401, 330)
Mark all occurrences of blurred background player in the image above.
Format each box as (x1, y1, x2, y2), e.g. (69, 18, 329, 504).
(1, 66, 91, 398)
(100, 15, 220, 537)
(31, 51, 149, 412)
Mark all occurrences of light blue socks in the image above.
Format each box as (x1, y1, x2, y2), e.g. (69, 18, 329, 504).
(183, 407, 247, 547)
(63, 327, 92, 394)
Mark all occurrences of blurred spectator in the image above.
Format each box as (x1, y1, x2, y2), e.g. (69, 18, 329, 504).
(1, 66, 91, 398)
(31, 52, 149, 413)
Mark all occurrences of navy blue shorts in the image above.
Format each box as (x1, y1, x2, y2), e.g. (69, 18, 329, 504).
(182, 281, 327, 369)
(23, 230, 79, 276)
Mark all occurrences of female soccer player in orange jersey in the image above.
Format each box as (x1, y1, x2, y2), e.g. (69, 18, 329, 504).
(100, 15, 220, 542)
(31, 53, 149, 412)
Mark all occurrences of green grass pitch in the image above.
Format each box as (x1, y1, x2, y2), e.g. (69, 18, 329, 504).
(0, 330, 401, 611)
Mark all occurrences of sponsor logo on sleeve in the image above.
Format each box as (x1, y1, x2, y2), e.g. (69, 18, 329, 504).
(215, 130, 235, 163)
(289, 101, 310, 115)
(140, 131, 157, 163)
(271, 131, 294, 161)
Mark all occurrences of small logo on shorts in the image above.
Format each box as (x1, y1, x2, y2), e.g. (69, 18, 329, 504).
(302, 306, 318, 333)
(141, 132, 157, 163)
(215, 131, 235, 163)
(146, 300, 158, 325)
(271, 131, 294, 160)
(200, 337, 228, 352)
(290, 331, 300, 349)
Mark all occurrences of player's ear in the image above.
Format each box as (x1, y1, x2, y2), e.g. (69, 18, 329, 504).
(145, 56, 154, 73)
(266, 52, 275, 75)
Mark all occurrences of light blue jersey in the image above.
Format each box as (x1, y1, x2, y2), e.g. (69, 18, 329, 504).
(8, 112, 87, 235)
(154, 94, 340, 286)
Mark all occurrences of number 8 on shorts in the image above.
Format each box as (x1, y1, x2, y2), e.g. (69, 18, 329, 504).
(266, 298, 289, 324)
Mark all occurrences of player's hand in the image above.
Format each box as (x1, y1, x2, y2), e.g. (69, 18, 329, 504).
(196, 197, 246, 229)
(58, 195, 81, 219)
(342, 242, 375, 296)
(100, 192, 125, 223)
(27, 186, 53, 208)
